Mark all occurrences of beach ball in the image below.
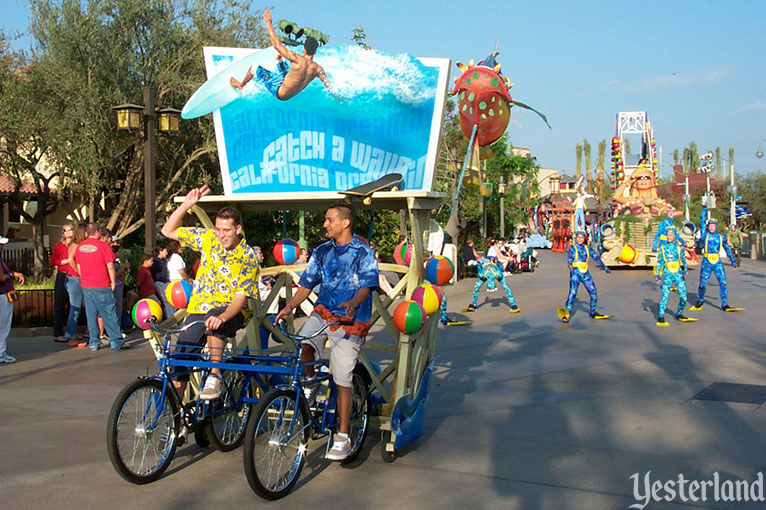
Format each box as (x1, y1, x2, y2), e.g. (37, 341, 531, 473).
(393, 240, 407, 265)
(411, 283, 443, 315)
(165, 279, 193, 309)
(274, 239, 300, 265)
(131, 298, 163, 330)
(393, 300, 426, 335)
(424, 256, 454, 285)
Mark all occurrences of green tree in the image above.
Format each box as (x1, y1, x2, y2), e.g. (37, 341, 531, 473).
(728, 147, 735, 179)
(25, 0, 269, 240)
(739, 171, 766, 229)
(673, 149, 679, 166)
(597, 139, 607, 201)
(351, 24, 371, 50)
(687, 141, 699, 173)
(575, 143, 582, 179)
(0, 32, 61, 276)
(583, 138, 592, 183)
(715, 146, 722, 180)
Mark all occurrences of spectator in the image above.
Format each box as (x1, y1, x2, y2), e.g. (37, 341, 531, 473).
(297, 248, 309, 264)
(460, 239, 480, 268)
(51, 222, 75, 342)
(65, 223, 88, 348)
(73, 222, 128, 351)
(375, 250, 395, 296)
(136, 253, 157, 299)
(151, 245, 172, 318)
(166, 240, 191, 282)
(488, 238, 512, 272)
(99, 244, 129, 341)
(0, 235, 25, 364)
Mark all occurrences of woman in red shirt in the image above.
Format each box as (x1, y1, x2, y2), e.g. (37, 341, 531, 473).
(50, 223, 74, 342)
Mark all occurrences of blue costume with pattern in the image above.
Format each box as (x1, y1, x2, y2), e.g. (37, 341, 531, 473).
(655, 233, 688, 318)
(696, 206, 736, 307)
(565, 242, 610, 316)
(652, 215, 682, 251)
(470, 258, 517, 309)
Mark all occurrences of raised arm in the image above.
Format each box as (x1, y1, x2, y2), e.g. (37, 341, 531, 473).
(161, 185, 210, 240)
(263, 9, 299, 62)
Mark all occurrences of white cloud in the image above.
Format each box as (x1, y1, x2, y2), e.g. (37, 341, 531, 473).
(737, 101, 766, 113)
(622, 67, 732, 94)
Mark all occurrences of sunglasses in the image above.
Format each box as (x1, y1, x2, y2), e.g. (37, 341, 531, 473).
(636, 176, 652, 181)
(63, 228, 74, 232)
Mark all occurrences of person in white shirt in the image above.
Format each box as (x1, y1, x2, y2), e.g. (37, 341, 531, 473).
(166, 240, 191, 282)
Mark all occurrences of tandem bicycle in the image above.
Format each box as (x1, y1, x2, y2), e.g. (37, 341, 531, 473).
(106, 317, 372, 500)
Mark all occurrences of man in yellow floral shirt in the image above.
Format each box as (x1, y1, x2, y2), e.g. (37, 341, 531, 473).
(161, 185, 259, 399)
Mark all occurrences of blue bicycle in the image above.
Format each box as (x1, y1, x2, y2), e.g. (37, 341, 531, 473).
(242, 320, 371, 500)
(106, 320, 263, 484)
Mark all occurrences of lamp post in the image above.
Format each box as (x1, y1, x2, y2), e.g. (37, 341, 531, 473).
(112, 87, 181, 252)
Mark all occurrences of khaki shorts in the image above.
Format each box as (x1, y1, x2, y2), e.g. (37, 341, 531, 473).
(299, 314, 362, 388)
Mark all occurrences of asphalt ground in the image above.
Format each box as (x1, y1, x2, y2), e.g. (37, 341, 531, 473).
(1, 250, 765, 509)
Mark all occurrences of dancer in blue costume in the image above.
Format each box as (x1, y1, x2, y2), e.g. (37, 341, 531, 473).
(563, 231, 611, 320)
(691, 202, 738, 311)
(655, 227, 694, 326)
(652, 207, 682, 252)
(463, 257, 519, 315)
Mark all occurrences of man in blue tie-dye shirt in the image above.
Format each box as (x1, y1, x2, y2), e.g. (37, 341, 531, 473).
(276, 202, 378, 461)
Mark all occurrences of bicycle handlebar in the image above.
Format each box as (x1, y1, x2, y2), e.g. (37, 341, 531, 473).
(276, 318, 353, 342)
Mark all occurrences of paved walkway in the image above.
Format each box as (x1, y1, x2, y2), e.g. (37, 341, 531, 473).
(2, 251, 765, 509)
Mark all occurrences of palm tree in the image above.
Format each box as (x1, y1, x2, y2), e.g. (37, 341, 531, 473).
(583, 138, 592, 184)
(715, 147, 722, 180)
(575, 143, 582, 179)
(728, 147, 735, 179)
(673, 149, 679, 166)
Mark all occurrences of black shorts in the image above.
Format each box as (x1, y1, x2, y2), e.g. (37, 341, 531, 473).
(172, 307, 245, 382)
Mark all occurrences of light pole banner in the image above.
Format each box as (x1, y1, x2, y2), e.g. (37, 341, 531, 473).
(182, 45, 450, 195)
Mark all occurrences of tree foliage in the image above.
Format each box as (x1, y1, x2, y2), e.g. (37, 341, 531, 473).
(17, 0, 269, 240)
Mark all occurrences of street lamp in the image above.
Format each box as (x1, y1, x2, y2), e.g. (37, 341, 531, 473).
(498, 176, 506, 238)
(111, 87, 181, 251)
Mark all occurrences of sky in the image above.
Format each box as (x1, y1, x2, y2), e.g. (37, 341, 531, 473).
(3, 0, 766, 177)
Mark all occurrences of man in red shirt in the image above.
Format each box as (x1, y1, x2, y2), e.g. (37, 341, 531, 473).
(73, 223, 128, 351)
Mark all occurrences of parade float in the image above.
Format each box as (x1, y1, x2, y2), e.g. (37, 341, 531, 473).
(599, 111, 699, 268)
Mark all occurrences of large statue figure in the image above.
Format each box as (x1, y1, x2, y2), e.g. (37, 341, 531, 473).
(691, 203, 739, 312)
(462, 258, 520, 315)
(559, 231, 611, 322)
(612, 163, 673, 217)
(654, 227, 695, 327)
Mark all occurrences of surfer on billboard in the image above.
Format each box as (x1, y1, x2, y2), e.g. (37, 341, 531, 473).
(229, 9, 332, 100)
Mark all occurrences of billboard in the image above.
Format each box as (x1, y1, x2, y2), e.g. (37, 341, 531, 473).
(182, 45, 450, 195)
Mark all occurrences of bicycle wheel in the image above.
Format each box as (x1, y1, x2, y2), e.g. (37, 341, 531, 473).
(243, 388, 309, 500)
(341, 366, 371, 464)
(107, 378, 180, 484)
(204, 370, 252, 452)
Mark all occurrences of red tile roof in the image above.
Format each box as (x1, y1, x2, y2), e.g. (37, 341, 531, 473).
(0, 174, 55, 194)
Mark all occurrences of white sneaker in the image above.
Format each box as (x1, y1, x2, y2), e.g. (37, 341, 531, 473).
(326, 433, 352, 461)
(200, 374, 223, 400)
(0, 354, 16, 364)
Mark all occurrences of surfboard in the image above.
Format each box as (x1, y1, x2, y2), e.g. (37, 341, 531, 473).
(182, 48, 278, 119)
